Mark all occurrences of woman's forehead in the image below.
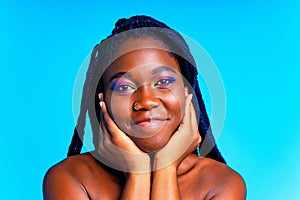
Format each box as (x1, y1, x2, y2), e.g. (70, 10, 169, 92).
(102, 48, 181, 83)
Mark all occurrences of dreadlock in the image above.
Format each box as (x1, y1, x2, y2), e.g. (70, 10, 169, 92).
(67, 15, 226, 164)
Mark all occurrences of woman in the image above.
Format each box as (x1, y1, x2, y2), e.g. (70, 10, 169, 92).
(43, 15, 246, 199)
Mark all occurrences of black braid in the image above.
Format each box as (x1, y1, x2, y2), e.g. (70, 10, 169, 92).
(67, 15, 226, 164)
(67, 45, 100, 157)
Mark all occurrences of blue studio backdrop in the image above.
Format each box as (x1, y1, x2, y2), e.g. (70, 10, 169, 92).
(1, 0, 299, 199)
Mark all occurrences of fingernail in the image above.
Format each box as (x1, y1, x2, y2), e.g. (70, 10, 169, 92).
(99, 93, 103, 101)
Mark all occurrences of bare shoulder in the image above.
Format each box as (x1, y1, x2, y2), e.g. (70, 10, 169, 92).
(193, 156, 246, 200)
(179, 155, 246, 199)
(43, 153, 93, 199)
(43, 152, 124, 200)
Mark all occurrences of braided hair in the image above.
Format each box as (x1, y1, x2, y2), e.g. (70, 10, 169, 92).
(67, 15, 226, 164)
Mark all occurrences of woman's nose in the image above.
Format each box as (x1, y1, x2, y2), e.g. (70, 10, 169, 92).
(132, 84, 160, 111)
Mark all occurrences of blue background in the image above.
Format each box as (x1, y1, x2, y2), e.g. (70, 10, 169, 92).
(1, 0, 299, 199)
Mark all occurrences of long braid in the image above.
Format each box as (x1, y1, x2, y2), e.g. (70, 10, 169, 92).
(178, 56, 225, 163)
(67, 45, 100, 157)
(193, 76, 226, 163)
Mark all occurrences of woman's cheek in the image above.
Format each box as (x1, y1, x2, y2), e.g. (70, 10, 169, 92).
(107, 92, 127, 112)
(108, 96, 132, 131)
(162, 90, 185, 117)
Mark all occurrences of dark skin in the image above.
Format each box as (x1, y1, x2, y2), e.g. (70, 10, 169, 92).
(43, 38, 246, 200)
(43, 152, 245, 199)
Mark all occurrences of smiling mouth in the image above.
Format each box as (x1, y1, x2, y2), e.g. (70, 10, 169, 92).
(133, 118, 168, 128)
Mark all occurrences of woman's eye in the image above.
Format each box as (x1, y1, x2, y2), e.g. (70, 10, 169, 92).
(154, 77, 176, 88)
(111, 83, 136, 94)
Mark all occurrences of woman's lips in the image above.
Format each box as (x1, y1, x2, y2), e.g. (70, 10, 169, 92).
(129, 117, 170, 137)
(133, 118, 167, 128)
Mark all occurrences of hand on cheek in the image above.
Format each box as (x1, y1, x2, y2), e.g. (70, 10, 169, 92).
(153, 94, 201, 170)
(97, 93, 151, 173)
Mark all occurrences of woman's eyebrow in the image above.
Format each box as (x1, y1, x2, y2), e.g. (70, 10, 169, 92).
(151, 66, 177, 75)
(109, 66, 176, 82)
(109, 72, 132, 82)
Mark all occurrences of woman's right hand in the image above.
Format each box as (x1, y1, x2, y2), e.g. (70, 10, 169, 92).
(97, 94, 151, 173)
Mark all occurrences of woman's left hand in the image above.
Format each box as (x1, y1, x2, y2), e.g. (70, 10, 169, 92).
(153, 94, 201, 170)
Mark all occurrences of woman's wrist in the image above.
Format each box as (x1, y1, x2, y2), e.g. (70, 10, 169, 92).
(152, 151, 181, 171)
(153, 164, 177, 175)
(151, 164, 180, 200)
(125, 172, 151, 181)
(121, 172, 151, 200)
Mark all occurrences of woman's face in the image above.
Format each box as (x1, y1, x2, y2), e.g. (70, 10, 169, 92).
(101, 38, 187, 152)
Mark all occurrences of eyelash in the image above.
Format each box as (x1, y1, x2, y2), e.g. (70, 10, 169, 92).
(110, 82, 136, 94)
(111, 77, 177, 94)
(154, 77, 176, 88)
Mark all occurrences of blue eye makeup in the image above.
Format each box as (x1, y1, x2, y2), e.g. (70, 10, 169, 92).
(110, 81, 136, 94)
(154, 76, 177, 88)
(109, 74, 177, 94)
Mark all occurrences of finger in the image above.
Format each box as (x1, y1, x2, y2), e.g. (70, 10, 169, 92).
(98, 103, 110, 139)
(190, 102, 202, 144)
(98, 124, 104, 141)
(180, 95, 198, 144)
(100, 119, 110, 138)
(98, 93, 103, 101)
(181, 94, 193, 126)
(167, 94, 193, 144)
(190, 103, 198, 134)
(184, 87, 189, 97)
(98, 121, 111, 154)
(100, 100, 122, 137)
(100, 100, 134, 146)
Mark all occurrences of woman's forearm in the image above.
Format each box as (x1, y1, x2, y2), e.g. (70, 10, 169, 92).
(151, 165, 180, 200)
(120, 173, 151, 200)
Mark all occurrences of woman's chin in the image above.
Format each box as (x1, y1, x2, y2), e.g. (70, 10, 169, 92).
(132, 137, 169, 153)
